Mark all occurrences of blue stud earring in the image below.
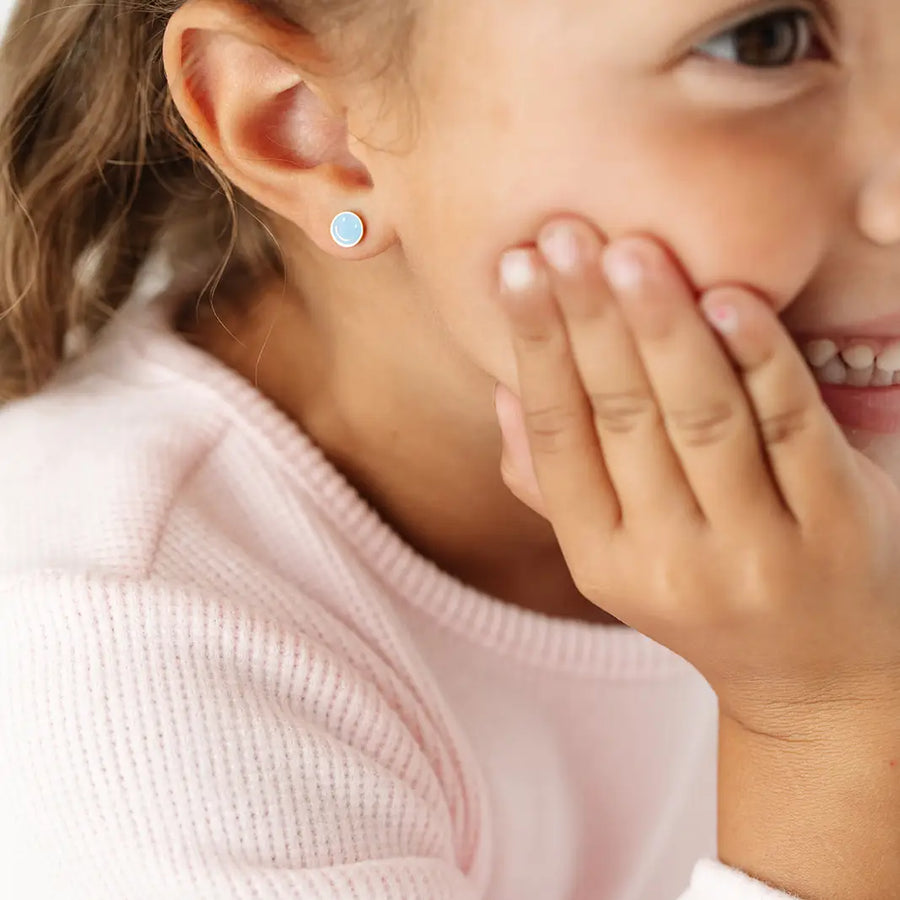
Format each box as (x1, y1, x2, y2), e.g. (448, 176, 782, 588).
(330, 211, 365, 249)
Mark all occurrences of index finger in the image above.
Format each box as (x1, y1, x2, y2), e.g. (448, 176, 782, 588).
(497, 245, 621, 543)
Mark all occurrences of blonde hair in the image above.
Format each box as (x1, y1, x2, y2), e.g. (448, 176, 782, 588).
(0, 0, 408, 401)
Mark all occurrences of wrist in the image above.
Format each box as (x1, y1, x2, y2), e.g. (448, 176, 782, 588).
(717, 711, 900, 900)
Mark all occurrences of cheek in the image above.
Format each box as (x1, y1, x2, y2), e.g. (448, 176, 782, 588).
(402, 123, 832, 301)
(598, 127, 832, 304)
(385, 111, 835, 386)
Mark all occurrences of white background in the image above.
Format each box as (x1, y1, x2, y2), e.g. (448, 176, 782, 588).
(1, 0, 18, 36)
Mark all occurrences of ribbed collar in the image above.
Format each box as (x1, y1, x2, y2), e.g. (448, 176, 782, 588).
(102, 292, 694, 681)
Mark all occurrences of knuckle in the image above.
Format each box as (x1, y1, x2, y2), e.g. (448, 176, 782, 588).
(523, 401, 580, 455)
(758, 407, 809, 447)
(515, 319, 569, 353)
(518, 326, 556, 350)
(589, 390, 658, 435)
(731, 546, 777, 607)
(643, 559, 703, 623)
(666, 402, 736, 448)
(651, 554, 696, 600)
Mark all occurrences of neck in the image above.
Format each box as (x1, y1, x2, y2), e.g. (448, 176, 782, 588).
(181, 237, 622, 627)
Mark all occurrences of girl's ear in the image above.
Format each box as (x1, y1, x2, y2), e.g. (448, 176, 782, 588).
(162, 0, 396, 259)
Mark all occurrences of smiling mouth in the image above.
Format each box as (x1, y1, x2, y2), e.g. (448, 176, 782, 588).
(793, 336, 900, 434)
(800, 337, 900, 389)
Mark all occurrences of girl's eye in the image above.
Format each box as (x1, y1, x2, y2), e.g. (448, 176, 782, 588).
(694, 9, 827, 68)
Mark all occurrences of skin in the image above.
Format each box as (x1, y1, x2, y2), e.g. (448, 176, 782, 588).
(165, 0, 900, 625)
(162, 0, 900, 895)
(494, 221, 900, 897)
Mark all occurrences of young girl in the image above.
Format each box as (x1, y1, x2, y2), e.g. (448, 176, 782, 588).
(0, 0, 898, 896)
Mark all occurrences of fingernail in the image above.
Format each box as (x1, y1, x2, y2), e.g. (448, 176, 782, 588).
(500, 249, 537, 294)
(702, 300, 739, 335)
(602, 244, 646, 294)
(538, 223, 580, 273)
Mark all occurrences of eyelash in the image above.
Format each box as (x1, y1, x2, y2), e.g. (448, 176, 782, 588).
(693, 7, 832, 70)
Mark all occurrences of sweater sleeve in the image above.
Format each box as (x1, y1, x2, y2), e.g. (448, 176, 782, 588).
(678, 859, 803, 899)
(0, 573, 485, 900)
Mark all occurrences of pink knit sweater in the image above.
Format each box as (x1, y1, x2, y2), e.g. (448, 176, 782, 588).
(0, 294, 799, 899)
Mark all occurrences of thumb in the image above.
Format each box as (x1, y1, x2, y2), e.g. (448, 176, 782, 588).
(494, 382, 548, 519)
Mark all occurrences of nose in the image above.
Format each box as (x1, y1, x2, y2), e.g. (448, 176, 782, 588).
(856, 158, 900, 246)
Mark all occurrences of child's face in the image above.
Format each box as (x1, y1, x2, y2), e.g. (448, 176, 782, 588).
(357, 0, 900, 466)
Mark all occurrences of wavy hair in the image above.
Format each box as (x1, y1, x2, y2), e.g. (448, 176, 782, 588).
(0, 0, 409, 400)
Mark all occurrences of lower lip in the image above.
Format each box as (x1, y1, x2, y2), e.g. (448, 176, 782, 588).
(817, 382, 900, 434)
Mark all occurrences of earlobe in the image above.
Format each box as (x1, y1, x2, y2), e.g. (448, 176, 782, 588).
(330, 212, 366, 249)
(161, 0, 396, 259)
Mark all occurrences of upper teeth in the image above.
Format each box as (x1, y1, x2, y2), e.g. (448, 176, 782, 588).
(805, 339, 840, 368)
(802, 338, 900, 388)
(877, 343, 900, 371)
(841, 345, 876, 369)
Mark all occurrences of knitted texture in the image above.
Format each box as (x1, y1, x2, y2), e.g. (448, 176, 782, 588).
(0, 296, 800, 899)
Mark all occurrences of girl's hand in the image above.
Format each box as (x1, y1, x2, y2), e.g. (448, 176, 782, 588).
(494, 215, 900, 741)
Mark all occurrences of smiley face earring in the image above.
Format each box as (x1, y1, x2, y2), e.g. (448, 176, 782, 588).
(330, 211, 365, 249)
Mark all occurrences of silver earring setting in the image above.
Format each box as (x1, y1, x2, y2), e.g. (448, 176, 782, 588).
(330, 211, 365, 248)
